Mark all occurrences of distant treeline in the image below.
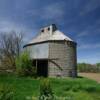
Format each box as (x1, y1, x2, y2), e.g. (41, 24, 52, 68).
(77, 63, 100, 73)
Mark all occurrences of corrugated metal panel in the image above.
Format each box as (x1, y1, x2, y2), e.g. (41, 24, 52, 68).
(26, 43, 49, 59)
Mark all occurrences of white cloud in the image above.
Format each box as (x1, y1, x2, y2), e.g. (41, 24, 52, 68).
(78, 52, 100, 64)
(77, 31, 89, 38)
(78, 57, 100, 64)
(41, 2, 65, 20)
(0, 19, 36, 44)
(25, 2, 65, 22)
(76, 20, 100, 39)
(0, 20, 30, 32)
(78, 43, 100, 49)
(80, 0, 100, 15)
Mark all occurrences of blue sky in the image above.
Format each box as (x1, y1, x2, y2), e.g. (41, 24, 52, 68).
(0, 0, 100, 64)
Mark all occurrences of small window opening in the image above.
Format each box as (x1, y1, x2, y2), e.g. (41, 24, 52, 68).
(48, 27, 50, 31)
(41, 29, 44, 32)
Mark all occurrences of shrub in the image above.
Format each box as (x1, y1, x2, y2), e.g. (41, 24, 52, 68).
(82, 85, 96, 92)
(71, 85, 81, 92)
(0, 84, 14, 100)
(39, 78, 54, 100)
(15, 51, 36, 77)
(77, 63, 100, 73)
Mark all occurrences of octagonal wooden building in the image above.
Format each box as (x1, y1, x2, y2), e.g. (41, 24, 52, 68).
(24, 24, 77, 77)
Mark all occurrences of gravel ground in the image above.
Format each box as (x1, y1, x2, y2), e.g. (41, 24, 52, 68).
(78, 72, 100, 83)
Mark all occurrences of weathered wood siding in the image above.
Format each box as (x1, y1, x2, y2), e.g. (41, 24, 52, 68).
(48, 41, 77, 77)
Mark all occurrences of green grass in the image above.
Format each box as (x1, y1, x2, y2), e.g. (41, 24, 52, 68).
(0, 73, 100, 100)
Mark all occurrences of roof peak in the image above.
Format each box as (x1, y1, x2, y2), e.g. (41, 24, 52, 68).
(40, 24, 57, 34)
(41, 24, 57, 28)
(24, 24, 75, 46)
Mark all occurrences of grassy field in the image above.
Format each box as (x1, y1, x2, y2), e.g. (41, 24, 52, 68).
(0, 73, 100, 100)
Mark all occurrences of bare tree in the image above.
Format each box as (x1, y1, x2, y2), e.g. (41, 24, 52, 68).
(0, 31, 23, 70)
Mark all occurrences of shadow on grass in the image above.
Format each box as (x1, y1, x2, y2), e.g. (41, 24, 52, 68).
(77, 76, 83, 78)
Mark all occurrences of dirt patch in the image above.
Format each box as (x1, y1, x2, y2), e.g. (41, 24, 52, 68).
(78, 73, 100, 83)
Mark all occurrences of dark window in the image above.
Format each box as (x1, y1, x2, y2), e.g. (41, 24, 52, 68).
(41, 29, 44, 32)
(48, 27, 50, 31)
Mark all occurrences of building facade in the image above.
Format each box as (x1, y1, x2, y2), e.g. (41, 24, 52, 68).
(24, 24, 77, 77)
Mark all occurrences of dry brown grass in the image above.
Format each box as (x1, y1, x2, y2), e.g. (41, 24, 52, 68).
(79, 72, 100, 83)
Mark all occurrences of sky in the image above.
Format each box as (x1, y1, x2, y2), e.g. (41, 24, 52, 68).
(0, 0, 100, 64)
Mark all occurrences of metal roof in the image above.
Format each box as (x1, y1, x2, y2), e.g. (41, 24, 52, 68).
(26, 24, 74, 45)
